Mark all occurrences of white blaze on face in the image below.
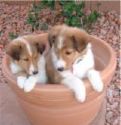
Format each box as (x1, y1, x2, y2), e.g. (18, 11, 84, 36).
(56, 58, 66, 69)
(29, 64, 35, 75)
(51, 47, 66, 70)
(57, 36, 64, 49)
(51, 47, 58, 65)
(57, 26, 66, 49)
(22, 40, 35, 75)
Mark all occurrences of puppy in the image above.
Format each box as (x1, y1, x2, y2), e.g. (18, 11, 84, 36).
(46, 25, 103, 102)
(6, 34, 48, 92)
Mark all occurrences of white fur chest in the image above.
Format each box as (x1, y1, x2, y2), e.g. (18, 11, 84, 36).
(37, 55, 47, 83)
(10, 62, 22, 74)
(72, 48, 94, 78)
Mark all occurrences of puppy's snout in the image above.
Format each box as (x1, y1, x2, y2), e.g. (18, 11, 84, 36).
(32, 71, 38, 75)
(56, 59, 65, 72)
(57, 67, 64, 72)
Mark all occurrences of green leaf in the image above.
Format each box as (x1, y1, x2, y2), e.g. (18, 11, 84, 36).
(41, 0, 55, 10)
(87, 10, 100, 23)
(63, 4, 77, 18)
(71, 17, 80, 27)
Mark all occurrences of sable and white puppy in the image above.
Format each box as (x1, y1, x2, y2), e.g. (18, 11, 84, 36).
(46, 25, 103, 102)
(6, 34, 48, 92)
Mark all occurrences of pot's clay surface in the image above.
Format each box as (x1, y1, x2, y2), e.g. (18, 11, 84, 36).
(2, 33, 116, 125)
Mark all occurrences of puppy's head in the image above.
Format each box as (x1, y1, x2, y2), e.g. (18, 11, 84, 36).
(48, 25, 89, 71)
(6, 38, 46, 75)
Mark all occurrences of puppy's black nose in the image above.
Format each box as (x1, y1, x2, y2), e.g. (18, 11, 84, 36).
(57, 67, 64, 72)
(33, 71, 38, 75)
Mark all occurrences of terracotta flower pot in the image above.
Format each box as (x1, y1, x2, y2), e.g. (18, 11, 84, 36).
(2, 33, 116, 125)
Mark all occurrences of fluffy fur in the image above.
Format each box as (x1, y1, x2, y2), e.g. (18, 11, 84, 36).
(6, 34, 48, 92)
(46, 25, 103, 102)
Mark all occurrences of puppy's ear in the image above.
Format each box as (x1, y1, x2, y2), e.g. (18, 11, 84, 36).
(35, 42, 46, 54)
(72, 32, 88, 52)
(6, 42, 22, 60)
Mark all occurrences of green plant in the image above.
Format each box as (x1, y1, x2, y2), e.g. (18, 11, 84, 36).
(82, 10, 101, 28)
(41, 0, 55, 10)
(61, 1, 100, 28)
(27, 12, 39, 31)
(9, 32, 18, 40)
(61, 1, 85, 27)
(87, 10, 100, 23)
(26, 1, 51, 31)
(26, 2, 40, 31)
(26, 0, 101, 31)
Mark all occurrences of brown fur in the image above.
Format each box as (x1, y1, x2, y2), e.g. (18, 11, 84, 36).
(6, 34, 48, 76)
(48, 25, 67, 47)
(50, 25, 88, 69)
(46, 53, 62, 83)
(46, 25, 89, 83)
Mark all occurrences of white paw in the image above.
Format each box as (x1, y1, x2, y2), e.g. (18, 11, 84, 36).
(23, 76, 37, 92)
(94, 79, 103, 92)
(38, 73, 47, 84)
(87, 70, 104, 92)
(62, 76, 86, 103)
(75, 91, 86, 103)
(74, 80, 86, 102)
(17, 76, 27, 89)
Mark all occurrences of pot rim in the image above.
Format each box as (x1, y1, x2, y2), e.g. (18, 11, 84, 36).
(2, 34, 117, 93)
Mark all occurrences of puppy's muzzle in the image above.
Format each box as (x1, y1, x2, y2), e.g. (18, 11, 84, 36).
(57, 67, 64, 72)
(32, 71, 38, 75)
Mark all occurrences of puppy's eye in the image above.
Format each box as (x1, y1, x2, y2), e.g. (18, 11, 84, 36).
(23, 58, 29, 61)
(65, 51, 73, 55)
